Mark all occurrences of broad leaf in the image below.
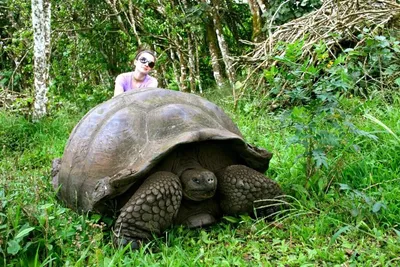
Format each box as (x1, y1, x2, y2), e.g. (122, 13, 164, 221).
(312, 149, 328, 168)
(7, 240, 21, 255)
(372, 202, 386, 213)
(15, 227, 35, 240)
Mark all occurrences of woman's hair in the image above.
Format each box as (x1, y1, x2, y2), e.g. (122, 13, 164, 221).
(135, 49, 157, 61)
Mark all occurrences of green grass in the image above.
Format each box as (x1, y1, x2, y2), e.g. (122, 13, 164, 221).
(1, 94, 400, 266)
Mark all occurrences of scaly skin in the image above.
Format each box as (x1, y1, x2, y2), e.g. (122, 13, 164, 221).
(217, 165, 282, 217)
(174, 198, 221, 228)
(112, 148, 283, 249)
(180, 168, 217, 201)
(113, 171, 182, 248)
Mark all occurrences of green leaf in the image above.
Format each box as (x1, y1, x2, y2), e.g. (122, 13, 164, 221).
(374, 35, 389, 48)
(194, 247, 205, 263)
(7, 240, 21, 255)
(15, 226, 35, 239)
(301, 0, 308, 7)
(395, 77, 400, 87)
(312, 149, 328, 168)
(345, 121, 379, 141)
(352, 144, 361, 153)
(318, 175, 328, 192)
(90, 214, 102, 223)
(364, 114, 400, 143)
(329, 226, 350, 247)
(338, 183, 351, 190)
(234, 81, 243, 90)
(350, 207, 359, 217)
(40, 203, 54, 210)
(200, 231, 215, 245)
(223, 216, 240, 223)
(291, 183, 310, 198)
(372, 201, 386, 213)
(394, 229, 400, 238)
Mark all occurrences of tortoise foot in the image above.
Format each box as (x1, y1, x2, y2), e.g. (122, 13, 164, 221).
(113, 171, 182, 247)
(113, 235, 144, 250)
(217, 165, 283, 217)
(182, 213, 217, 228)
(175, 198, 221, 228)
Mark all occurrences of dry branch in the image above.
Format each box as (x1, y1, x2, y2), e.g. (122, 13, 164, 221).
(238, 0, 400, 66)
(231, 0, 400, 109)
(0, 90, 28, 111)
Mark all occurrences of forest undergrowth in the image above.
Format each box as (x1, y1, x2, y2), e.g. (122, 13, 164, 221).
(1, 90, 399, 266)
(1, 25, 400, 266)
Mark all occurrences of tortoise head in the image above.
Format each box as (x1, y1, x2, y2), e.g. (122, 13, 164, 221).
(180, 168, 217, 201)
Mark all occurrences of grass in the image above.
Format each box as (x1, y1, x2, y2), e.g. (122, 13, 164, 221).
(1, 94, 400, 266)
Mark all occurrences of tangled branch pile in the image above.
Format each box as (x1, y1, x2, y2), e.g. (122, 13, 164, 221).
(0, 89, 29, 112)
(241, 0, 400, 65)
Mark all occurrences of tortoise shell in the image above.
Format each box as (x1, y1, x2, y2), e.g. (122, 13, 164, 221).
(56, 88, 272, 213)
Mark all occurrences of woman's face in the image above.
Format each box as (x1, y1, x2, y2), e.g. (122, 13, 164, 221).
(134, 52, 156, 74)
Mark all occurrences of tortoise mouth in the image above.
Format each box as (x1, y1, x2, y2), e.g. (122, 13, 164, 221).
(183, 189, 216, 201)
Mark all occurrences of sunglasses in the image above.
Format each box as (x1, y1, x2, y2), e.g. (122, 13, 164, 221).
(139, 57, 155, 68)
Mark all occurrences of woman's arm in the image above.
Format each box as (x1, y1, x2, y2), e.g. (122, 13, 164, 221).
(148, 77, 158, 88)
(114, 75, 125, 96)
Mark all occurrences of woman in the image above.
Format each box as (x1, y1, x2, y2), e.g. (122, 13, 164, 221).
(114, 50, 158, 96)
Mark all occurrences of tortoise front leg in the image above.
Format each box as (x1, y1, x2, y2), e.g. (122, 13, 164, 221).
(217, 165, 283, 218)
(113, 171, 182, 249)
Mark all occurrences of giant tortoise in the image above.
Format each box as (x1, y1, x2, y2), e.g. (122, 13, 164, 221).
(52, 88, 283, 248)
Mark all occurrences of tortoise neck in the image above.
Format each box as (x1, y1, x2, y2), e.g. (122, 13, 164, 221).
(172, 146, 204, 176)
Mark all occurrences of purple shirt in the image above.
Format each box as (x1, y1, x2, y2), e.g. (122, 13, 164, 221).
(115, 72, 158, 92)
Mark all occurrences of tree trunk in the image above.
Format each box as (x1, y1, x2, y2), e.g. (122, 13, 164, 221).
(256, 0, 267, 14)
(206, 23, 224, 88)
(248, 0, 262, 42)
(194, 34, 203, 94)
(158, 62, 169, 88)
(179, 0, 195, 93)
(210, 0, 235, 88)
(170, 47, 184, 92)
(187, 31, 196, 93)
(176, 43, 189, 92)
(105, 0, 128, 34)
(128, 1, 141, 45)
(32, 0, 51, 120)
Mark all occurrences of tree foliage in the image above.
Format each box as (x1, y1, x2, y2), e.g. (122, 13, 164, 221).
(1, 1, 400, 264)
(1, 0, 326, 115)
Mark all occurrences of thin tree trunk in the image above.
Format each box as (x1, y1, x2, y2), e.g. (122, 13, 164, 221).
(256, 0, 267, 14)
(176, 43, 189, 92)
(128, 1, 141, 45)
(194, 34, 203, 94)
(206, 23, 224, 88)
(180, 0, 196, 93)
(248, 0, 262, 42)
(210, 0, 235, 88)
(170, 48, 182, 91)
(32, 0, 51, 120)
(187, 31, 196, 93)
(158, 62, 169, 88)
(105, 0, 128, 34)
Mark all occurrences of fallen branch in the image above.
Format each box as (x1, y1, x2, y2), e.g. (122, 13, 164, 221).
(232, 0, 400, 107)
(238, 0, 400, 66)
